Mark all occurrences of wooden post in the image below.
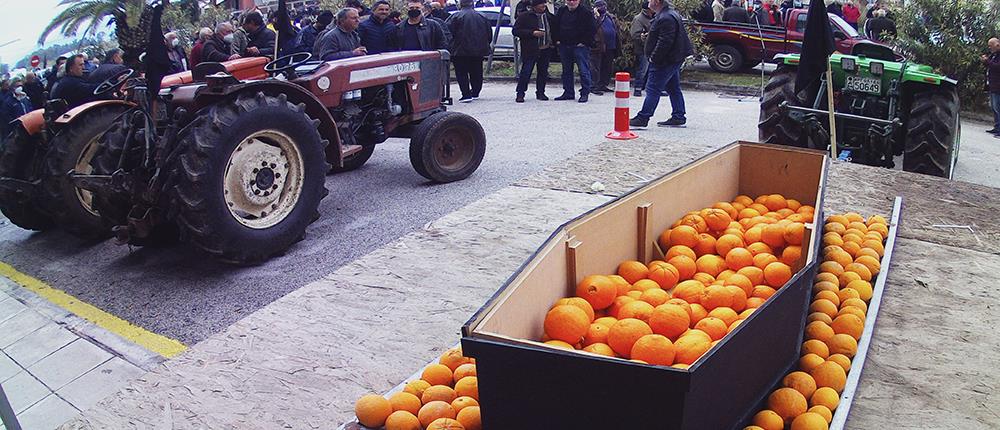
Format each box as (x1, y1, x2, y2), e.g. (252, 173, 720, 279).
(566, 237, 581, 291)
(826, 60, 838, 159)
(637, 203, 651, 263)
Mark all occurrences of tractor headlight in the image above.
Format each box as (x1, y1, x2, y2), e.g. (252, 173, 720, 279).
(870, 61, 884, 76)
(842, 57, 857, 72)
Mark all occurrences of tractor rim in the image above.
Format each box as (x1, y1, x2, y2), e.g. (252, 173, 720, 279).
(74, 137, 101, 216)
(223, 130, 304, 229)
(432, 126, 475, 172)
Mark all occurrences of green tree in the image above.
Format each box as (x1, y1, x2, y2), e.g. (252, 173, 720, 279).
(39, 0, 153, 66)
(609, 0, 707, 73)
(890, 0, 1000, 111)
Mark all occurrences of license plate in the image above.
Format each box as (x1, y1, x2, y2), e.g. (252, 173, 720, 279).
(845, 75, 881, 94)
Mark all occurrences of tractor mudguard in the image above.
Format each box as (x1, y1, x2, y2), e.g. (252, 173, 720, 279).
(194, 80, 343, 166)
(15, 109, 45, 137)
(53, 100, 135, 126)
(161, 57, 269, 87)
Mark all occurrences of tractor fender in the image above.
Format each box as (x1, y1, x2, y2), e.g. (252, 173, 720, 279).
(53, 100, 135, 126)
(15, 109, 45, 137)
(900, 68, 958, 87)
(196, 80, 342, 167)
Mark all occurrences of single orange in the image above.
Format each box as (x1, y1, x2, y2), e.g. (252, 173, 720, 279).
(673, 333, 712, 364)
(422, 385, 458, 404)
(456, 406, 481, 430)
(799, 353, 826, 373)
(810, 361, 847, 391)
(607, 318, 654, 358)
(426, 417, 465, 430)
(668, 255, 698, 281)
(738, 266, 766, 286)
(649, 304, 691, 339)
(576, 275, 618, 310)
(544, 305, 590, 344)
(708, 307, 739, 326)
(767, 387, 808, 421)
(713, 201, 740, 219)
(700, 284, 733, 310)
(809, 299, 839, 319)
(696, 254, 727, 277)
(831, 314, 864, 340)
(630, 334, 676, 366)
(828, 354, 852, 373)
(385, 410, 422, 430)
(754, 253, 779, 270)
(801, 339, 830, 359)
(553, 297, 595, 323)
(826, 333, 859, 357)
(666, 245, 697, 261)
(648, 262, 680, 289)
(672, 280, 705, 304)
(703, 208, 733, 231)
(669, 225, 701, 248)
(454, 376, 478, 400)
(631, 279, 660, 293)
(689, 303, 709, 325)
(725, 247, 755, 271)
(745, 297, 765, 309)
(808, 405, 833, 423)
(781, 245, 802, 266)
(582, 322, 610, 346)
(783, 371, 818, 398)
(453, 363, 477, 382)
(841, 298, 869, 314)
(617, 260, 649, 284)
(607, 295, 636, 319)
(752, 409, 784, 430)
(752, 285, 777, 300)
(761, 224, 787, 248)
(389, 392, 422, 415)
(403, 380, 431, 398)
(451, 396, 478, 413)
(804, 321, 835, 343)
(790, 412, 827, 430)
(811, 387, 840, 411)
(764, 262, 792, 288)
(618, 300, 655, 322)
(356, 394, 393, 428)
(421, 364, 454, 387)
(582, 342, 616, 357)
(693, 233, 718, 257)
(665, 299, 693, 320)
(726, 285, 748, 312)
(716, 234, 746, 257)
(694, 317, 728, 341)
(639, 288, 670, 307)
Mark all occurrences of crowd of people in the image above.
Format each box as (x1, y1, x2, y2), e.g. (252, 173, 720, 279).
(691, 0, 896, 42)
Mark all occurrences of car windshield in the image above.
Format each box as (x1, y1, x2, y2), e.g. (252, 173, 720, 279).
(829, 14, 861, 38)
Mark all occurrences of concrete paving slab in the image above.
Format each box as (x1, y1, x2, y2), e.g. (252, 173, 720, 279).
(0, 310, 48, 349)
(846, 237, 1000, 429)
(57, 357, 145, 412)
(5, 323, 77, 368)
(0, 295, 26, 325)
(0, 353, 18, 383)
(61, 186, 610, 429)
(28, 339, 112, 391)
(3, 371, 49, 414)
(16, 394, 79, 430)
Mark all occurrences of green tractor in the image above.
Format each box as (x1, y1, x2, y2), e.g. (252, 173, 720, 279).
(759, 43, 961, 179)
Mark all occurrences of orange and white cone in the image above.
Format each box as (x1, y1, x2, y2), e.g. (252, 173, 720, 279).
(606, 72, 638, 140)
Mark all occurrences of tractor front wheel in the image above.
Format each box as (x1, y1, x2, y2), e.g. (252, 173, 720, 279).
(0, 131, 53, 231)
(409, 111, 486, 183)
(903, 87, 960, 179)
(759, 67, 812, 148)
(170, 92, 329, 264)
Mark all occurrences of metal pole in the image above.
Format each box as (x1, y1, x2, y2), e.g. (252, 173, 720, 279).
(825, 59, 838, 158)
(0, 383, 22, 430)
(486, 0, 507, 73)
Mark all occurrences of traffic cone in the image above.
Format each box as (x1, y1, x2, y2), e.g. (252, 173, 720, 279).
(606, 72, 638, 140)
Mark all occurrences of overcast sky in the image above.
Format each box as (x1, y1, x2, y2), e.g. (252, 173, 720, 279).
(0, 0, 92, 66)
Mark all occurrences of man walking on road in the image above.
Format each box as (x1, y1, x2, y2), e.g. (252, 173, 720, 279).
(630, 2, 654, 97)
(552, 0, 597, 102)
(982, 38, 1000, 137)
(446, 0, 492, 102)
(629, 0, 693, 128)
(513, 0, 555, 102)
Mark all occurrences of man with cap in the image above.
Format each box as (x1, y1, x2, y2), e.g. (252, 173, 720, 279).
(513, 0, 555, 102)
(630, 2, 654, 97)
(629, 0, 693, 128)
(552, 0, 597, 102)
(589, 0, 619, 95)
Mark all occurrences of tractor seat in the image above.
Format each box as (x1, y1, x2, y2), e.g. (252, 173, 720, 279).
(851, 42, 896, 62)
(192, 62, 227, 82)
(43, 99, 69, 123)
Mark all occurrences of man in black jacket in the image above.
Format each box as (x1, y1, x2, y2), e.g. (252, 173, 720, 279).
(395, 0, 449, 51)
(722, 1, 749, 22)
(552, 0, 597, 102)
(295, 10, 334, 54)
(203, 23, 242, 63)
(446, 0, 492, 102)
(513, 0, 555, 102)
(50, 55, 100, 109)
(359, 1, 398, 54)
(242, 11, 277, 58)
(629, 0, 693, 128)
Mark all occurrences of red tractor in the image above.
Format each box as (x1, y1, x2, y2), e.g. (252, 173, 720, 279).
(0, 58, 270, 238)
(74, 50, 485, 263)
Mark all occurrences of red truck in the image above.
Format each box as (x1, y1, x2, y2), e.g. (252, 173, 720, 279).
(693, 9, 884, 73)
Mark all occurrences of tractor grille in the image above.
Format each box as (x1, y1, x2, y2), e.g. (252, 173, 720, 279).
(419, 59, 444, 104)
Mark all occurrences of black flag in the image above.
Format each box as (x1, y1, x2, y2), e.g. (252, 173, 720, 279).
(145, 2, 172, 106)
(275, 0, 298, 57)
(794, 0, 837, 94)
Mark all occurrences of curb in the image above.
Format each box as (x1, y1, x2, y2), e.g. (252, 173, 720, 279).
(479, 75, 759, 95)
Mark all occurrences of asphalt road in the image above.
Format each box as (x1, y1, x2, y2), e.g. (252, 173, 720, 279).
(0, 81, 996, 345)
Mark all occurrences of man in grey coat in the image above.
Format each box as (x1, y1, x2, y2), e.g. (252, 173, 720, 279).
(446, 0, 492, 102)
(314, 8, 368, 61)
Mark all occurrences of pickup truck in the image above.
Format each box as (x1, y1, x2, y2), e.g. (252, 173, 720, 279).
(692, 8, 884, 73)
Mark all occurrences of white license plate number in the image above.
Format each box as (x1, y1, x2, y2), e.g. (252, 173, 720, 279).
(845, 76, 881, 94)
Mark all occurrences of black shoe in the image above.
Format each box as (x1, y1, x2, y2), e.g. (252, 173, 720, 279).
(598, 86, 614, 93)
(578, 93, 589, 103)
(634, 89, 642, 97)
(591, 90, 604, 96)
(536, 93, 549, 101)
(988, 128, 999, 133)
(629, 116, 648, 127)
(459, 96, 473, 103)
(657, 117, 687, 127)
(554, 93, 574, 101)
(516, 93, 525, 103)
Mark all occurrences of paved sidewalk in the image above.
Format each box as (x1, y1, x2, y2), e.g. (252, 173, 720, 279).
(0, 281, 149, 430)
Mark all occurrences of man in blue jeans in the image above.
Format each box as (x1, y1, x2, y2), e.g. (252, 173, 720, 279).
(552, 0, 597, 103)
(982, 38, 1000, 137)
(629, 0, 693, 127)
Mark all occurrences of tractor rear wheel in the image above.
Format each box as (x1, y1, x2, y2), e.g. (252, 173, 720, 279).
(38, 105, 129, 239)
(170, 92, 329, 264)
(759, 67, 812, 148)
(0, 131, 53, 231)
(409, 111, 486, 183)
(903, 87, 960, 179)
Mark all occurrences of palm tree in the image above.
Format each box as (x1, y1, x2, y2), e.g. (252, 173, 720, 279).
(39, 0, 153, 66)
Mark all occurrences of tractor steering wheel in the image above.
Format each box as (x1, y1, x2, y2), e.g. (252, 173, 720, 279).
(264, 52, 312, 77)
(93, 68, 137, 96)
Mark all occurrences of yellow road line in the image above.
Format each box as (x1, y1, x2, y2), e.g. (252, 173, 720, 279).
(0, 261, 187, 358)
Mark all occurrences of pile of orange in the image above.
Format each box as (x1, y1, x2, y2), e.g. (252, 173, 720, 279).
(355, 346, 481, 430)
(540, 193, 815, 367)
(745, 212, 887, 430)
